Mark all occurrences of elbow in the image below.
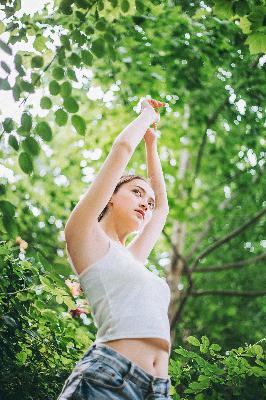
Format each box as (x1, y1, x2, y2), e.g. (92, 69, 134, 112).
(113, 139, 133, 155)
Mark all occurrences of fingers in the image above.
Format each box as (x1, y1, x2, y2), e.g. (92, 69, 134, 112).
(147, 99, 165, 108)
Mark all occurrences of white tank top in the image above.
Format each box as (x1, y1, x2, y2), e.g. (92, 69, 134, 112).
(67, 238, 171, 354)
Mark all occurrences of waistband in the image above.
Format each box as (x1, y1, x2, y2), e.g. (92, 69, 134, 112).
(81, 342, 171, 396)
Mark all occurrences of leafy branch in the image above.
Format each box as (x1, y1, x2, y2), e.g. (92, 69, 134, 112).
(194, 252, 266, 273)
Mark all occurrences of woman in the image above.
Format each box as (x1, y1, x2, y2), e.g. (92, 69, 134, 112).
(58, 98, 172, 399)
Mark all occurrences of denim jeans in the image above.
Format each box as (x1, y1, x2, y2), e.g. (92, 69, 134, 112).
(57, 342, 172, 399)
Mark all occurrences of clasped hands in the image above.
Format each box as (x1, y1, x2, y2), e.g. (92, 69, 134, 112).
(140, 98, 166, 145)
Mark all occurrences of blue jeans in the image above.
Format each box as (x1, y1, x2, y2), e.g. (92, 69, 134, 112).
(57, 342, 172, 399)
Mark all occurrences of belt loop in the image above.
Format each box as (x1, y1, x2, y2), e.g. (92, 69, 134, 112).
(124, 361, 134, 380)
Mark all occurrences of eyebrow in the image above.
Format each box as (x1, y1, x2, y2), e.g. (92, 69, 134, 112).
(133, 185, 155, 203)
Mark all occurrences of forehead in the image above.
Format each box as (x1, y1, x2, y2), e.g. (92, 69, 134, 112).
(128, 179, 155, 199)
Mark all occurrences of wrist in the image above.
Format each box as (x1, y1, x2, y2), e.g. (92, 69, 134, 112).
(140, 107, 157, 125)
(145, 139, 158, 148)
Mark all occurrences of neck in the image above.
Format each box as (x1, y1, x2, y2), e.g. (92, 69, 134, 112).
(99, 214, 128, 247)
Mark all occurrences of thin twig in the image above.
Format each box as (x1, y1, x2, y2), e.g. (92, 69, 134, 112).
(190, 289, 266, 297)
(190, 206, 266, 273)
(194, 252, 266, 273)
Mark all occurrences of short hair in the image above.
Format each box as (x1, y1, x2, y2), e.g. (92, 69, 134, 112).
(98, 174, 150, 222)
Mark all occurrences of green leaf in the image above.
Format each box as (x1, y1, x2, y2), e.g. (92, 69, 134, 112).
(72, 29, 86, 45)
(63, 97, 79, 113)
(85, 25, 94, 35)
(200, 336, 210, 353)
(31, 72, 41, 87)
(3, 118, 14, 133)
(103, 32, 115, 44)
(0, 78, 11, 90)
(210, 343, 221, 352)
(0, 39, 12, 55)
(69, 52, 81, 67)
(33, 36, 47, 52)
(12, 83, 21, 101)
(21, 136, 40, 156)
(91, 37, 105, 58)
(8, 135, 19, 151)
(56, 295, 63, 304)
(98, 0, 104, 11)
(71, 115, 86, 135)
(19, 152, 34, 174)
(52, 66, 65, 80)
(63, 296, 76, 309)
(20, 79, 34, 93)
(14, 0, 22, 11)
(75, 0, 90, 8)
(81, 50, 93, 66)
(121, 0, 130, 13)
(60, 34, 71, 50)
(49, 80, 61, 95)
(95, 19, 106, 31)
(251, 344, 263, 356)
(67, 68, 77, 81)
(0, 184, 7, 196)
(40, 96, 52, 109)
(60, 81, 72, 97)
(59, 0, 73, 14)
(213, 0, 233, 19)
(3, 215, 18, 238)
(35, 121, 52, 141)
(1, 61, 11, 74)
(187, 336, 201, 346)
(55, 109, 68, 126)
(20, 113, 32, 134)
(110, 0, 118, 7)
(31, 55, 44, 68)
(16, 351, 27, 363)
(245, 33, 266, 54)
(14, 53, 22, 67)
(0, 200, 16, 218)
(239, 16, 251, 34)
(0, 21, 5, 34)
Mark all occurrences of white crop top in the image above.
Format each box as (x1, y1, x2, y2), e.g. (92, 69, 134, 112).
(67, 238, 171, 354)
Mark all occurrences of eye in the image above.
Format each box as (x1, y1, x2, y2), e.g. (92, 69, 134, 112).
(132, 189, 141, 195)
(132, 189, 155, 210)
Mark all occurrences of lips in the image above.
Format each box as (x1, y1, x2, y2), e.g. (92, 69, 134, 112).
(135, 210, 144, 219)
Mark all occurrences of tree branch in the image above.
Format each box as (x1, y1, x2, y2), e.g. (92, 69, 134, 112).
(194, 252, 266, 273)
(185, 217, 214, 262)
(185, 196, 234, 263)
(190, 206, 266, 273)
(193, 96, 228, 179)
(190, 289, 266, 297)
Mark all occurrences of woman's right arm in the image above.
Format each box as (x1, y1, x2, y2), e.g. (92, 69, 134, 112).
(64, 106, 158, 238)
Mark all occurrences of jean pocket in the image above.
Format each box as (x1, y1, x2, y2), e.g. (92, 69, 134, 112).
(82, 358, 127, 390)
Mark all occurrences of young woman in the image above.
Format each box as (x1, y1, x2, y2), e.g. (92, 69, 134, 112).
(57, 98, 172, 399)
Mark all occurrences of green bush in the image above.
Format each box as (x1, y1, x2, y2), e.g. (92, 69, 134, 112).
(0, 241, 265, 399)
(169, 336, 266, 399)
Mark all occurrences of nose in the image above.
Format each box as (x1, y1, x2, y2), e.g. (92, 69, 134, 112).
(139, 200, 148, 211)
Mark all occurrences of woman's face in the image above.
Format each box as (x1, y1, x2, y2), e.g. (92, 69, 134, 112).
(110, 179, 156, 232)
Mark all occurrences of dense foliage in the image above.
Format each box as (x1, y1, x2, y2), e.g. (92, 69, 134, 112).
(0, 1, 265, 398)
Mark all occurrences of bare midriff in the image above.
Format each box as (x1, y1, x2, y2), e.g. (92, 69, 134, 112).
(101, 337, 170, 379)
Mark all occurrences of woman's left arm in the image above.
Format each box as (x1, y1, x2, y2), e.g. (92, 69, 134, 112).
(144, 130, 169, 211)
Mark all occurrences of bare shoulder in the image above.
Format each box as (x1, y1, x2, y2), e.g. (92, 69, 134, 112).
(65, 222, 110, 275)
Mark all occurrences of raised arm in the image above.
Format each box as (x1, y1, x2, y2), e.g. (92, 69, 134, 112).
(64, 101, 160, 239)
(126, 127, 169, 263)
